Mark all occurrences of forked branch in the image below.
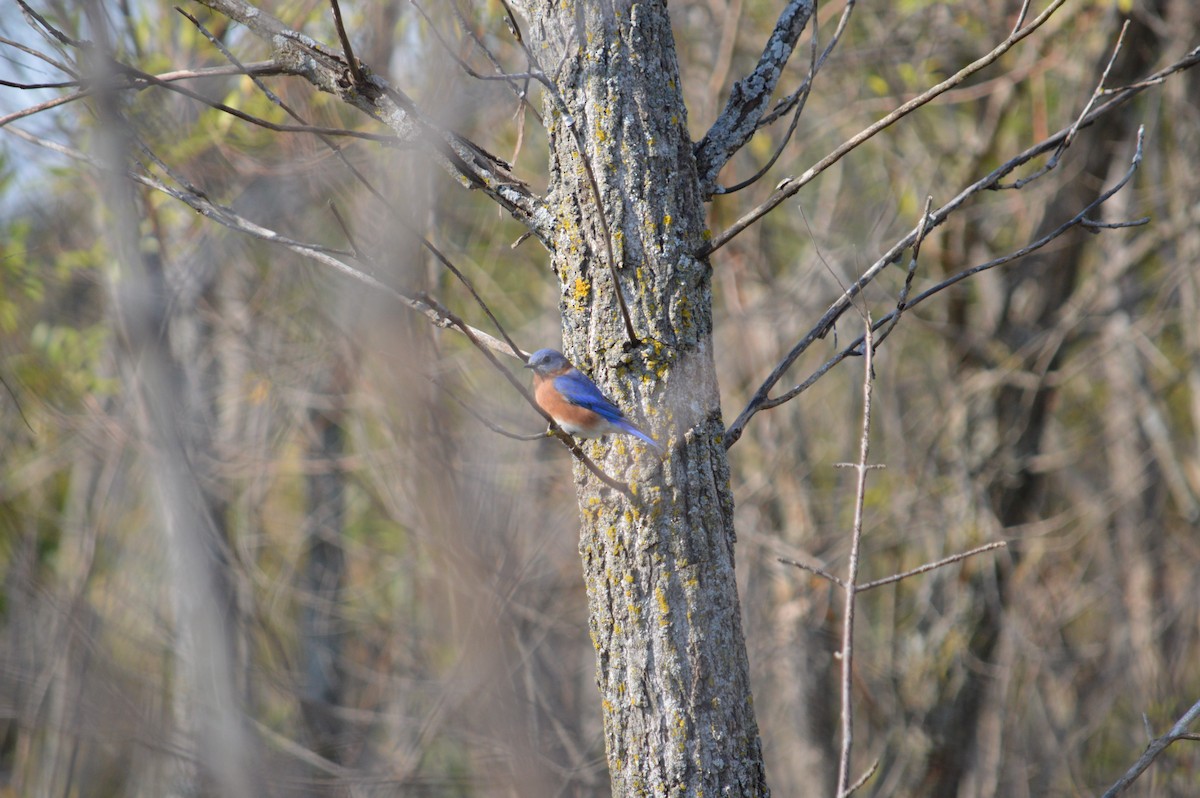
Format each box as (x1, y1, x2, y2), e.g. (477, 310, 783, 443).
(1100, 699, 1200, 798)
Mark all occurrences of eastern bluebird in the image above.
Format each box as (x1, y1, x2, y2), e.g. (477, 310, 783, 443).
(525, 348, 662, 454)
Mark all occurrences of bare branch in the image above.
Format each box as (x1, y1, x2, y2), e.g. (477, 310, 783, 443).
(437, 379, 548, 441)
(696, 0, 816, 195)
(693, 0, 815, 196)
(1000, 19, 1130, 190)
(777, 557, 847, 590)
(192, 0, 554, 246)
(701, 0, 1068, 256)
(876, 195, 933, 343)
(756, 0, 857, 130)
(723, 0, 860, 195)
(856, 542, 1008, 592)
(721, 114, 1148, 448)
(840, 758, 879, 798)
(835, 314, 876, 798)
(328, 0, 366, 86)
(1100, 698, 1200, 798)
(412, 0, 542, 123)
(2, 124, 514, 357)
(0, 32, 78, 78)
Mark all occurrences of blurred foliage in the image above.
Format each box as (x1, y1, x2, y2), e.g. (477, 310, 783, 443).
(0, 0, 1198, 796)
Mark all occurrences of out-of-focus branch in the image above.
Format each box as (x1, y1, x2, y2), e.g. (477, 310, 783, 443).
(5, 120, 630, 491)
(2, 124, 517, 360)
(177, 8, 527, 363)
(693, 0, 815, 196)
(422, 296, 634, 497)
(192, 0, 554, 247)
(700, 0, 1067, 256)
(0, 61, 283, 129)
(1100, 698, 1200, 798)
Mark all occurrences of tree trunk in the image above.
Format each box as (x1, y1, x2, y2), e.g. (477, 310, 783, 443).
(513, 2, 769, 795)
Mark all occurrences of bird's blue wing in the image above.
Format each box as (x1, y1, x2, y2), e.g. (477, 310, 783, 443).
(553, 370, 625, 422)
(555, 370, 662, 453)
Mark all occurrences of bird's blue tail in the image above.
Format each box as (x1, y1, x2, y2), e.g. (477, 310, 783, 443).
(618, 420, 664, 455)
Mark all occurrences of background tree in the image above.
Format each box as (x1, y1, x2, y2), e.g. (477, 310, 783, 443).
(1, 1, 1198, 797)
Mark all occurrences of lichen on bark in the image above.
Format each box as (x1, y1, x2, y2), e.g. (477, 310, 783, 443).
(510, 1, 770, 794)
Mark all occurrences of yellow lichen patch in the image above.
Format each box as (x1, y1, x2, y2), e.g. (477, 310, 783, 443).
(655, 585, 670, 626)
(701, 228, 713, 240)
(663, 213, 672, 227)
(573, 276, 591, 305)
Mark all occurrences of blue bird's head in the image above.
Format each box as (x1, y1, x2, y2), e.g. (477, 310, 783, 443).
(524, 348, 572, 376)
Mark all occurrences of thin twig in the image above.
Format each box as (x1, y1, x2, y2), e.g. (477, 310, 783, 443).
(694, 0, 816, 194)
(180, 6, 525, 360)
(1001, 20, 1129, 190)
(724, 0, 859, 194)
(0, 32, 78, 77)
(328, 0, 365, 85)
(700, 0, 1068, 256)
(835, 314, 876, 798)
(856, 542, 1008, 592)
(3, 124, 509, 353)
(878, 195, 933, 341)
(777, 557, 847, 589)
(0, 60, 282, 130)
(756, 0, 857, 130)
(437, 379, 547, 441)
(413, 0, 542, 123)
(840, 757, 879, 798)
(0, 372, 34, 434)
(722, 122, 1147, 448)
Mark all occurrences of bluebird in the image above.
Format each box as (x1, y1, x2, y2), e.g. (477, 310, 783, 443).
(525, 348, 662, 454)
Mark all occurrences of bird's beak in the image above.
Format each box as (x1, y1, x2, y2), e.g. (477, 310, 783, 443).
(523, 361, 535, 369)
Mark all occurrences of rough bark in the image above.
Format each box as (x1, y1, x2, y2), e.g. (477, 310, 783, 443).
(511, 2, 769, 795)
